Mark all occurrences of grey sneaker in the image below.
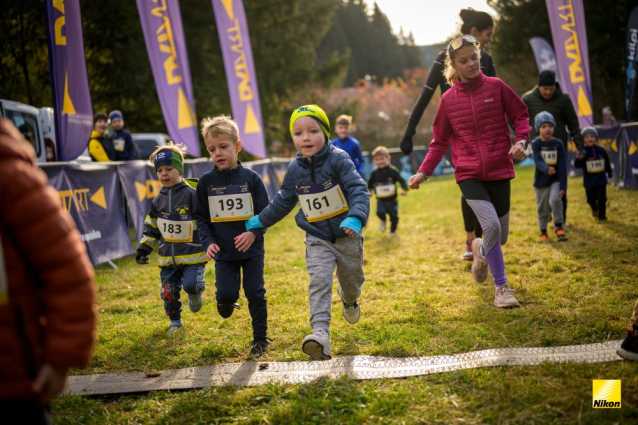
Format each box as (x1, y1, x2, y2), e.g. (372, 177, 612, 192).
(188, 293, 203, 313)
(167, 320, 183, 334)
(471, 238, 489, 282)
(379, 221, 386, 232)
(337, 285, 360, 324)
(302, 332, 332, 360)
(494, 285, 520, 308)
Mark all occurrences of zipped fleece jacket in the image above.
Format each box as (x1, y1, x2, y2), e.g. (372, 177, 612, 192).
(257, 144, 369, 241)
(574, 145, 612, 187)
(194, 163, 269, 262)
(0, 119, 96, 400)
(138, 180, 207, 267)
(522, 82, 584, 151)
(418, 71, 531, 183)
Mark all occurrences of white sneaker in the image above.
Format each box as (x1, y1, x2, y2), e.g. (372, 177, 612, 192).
(302, 332, 332, 360)
(494, 285, 520, 308)
(337, 285, 360, 324)
(188, 293, 203, 313)
(167, 320, 183, 334)
(379, 221, 386, 232)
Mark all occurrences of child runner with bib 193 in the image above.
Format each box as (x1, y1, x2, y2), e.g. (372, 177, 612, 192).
(574, 127, 613, 222)
(246, 105, 370, 360)
(408, 35, 530, 309)
(194, 115, 272, 356)
(367, 145, 408, 236)
(136, 143, 208, 334)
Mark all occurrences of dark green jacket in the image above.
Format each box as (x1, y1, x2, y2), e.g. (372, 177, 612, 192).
(522, 83, 583, 151)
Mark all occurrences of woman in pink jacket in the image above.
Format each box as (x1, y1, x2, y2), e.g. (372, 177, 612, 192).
(408, 34, 530, 309)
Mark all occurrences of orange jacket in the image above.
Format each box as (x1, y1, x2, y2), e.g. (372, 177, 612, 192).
(0, 120, 96, 400)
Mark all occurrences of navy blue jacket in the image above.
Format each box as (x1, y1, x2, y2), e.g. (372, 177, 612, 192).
(194, 162, 269, 261)
(367, 165, 408, 202)
(330, 135, 365, 175)
(258, 144, 369, 241)
(110, 129, 135, 161)
(574, 145, 612, 188)
(531, 137, 567, 191)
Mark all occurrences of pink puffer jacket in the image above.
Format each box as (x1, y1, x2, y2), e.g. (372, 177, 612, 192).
(418, 71, 531, 183)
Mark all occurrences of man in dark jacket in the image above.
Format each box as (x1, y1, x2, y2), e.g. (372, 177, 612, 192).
(523, 70, 584, 223)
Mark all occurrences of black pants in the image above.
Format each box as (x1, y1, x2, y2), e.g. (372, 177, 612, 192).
(461, 196, 482, 237)
(215, 255, 267, 339)
(1, 399, 51, 425)
(376, 199, 399, 232)
(586, 185, 607, 219)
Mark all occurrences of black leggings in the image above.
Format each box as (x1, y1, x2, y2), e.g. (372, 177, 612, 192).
(462, 196, 482, 237)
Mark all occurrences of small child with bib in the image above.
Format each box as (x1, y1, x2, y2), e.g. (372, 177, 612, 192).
(246, 105, 370, 360)
(574, 127, 612, 221)
(531, 111, 568, 242)
(367, 145, 408, 236)
(194, 115, 272, 356)
(136, 143, 208, 334)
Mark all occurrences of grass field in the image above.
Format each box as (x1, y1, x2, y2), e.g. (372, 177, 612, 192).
(54, 166, 638, 424)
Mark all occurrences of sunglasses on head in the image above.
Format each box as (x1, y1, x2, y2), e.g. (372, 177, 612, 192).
(448, 34, 479, 52)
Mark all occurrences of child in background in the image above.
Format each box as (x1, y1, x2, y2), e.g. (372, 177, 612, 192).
(531, 111, 568, 242)
(109, 110, 136, 161)
(246, 105, 369, 360)
(136, 143, 207, 334)
(331, 114, 365, 177)
(88, 111, 115, 162)
(367, 146, 408, 236)
(194, 115, 271, 356)
(574, 127, 612, 221)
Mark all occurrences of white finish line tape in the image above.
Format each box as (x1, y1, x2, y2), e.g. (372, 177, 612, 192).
(66, 340, 623, 396)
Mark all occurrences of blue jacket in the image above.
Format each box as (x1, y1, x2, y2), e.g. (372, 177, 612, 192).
(531, 137, 567, 191)
(331, 135, 365, 175)
(110, 129, 135, 161)
(574, 145, 612, 187)
(137, 180, 207, 267)
(194, 162, 269, 261)
(258, 144, 369, 241)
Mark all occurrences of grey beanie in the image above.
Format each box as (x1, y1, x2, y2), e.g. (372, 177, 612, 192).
(534, 111, 556, 132)
(581, 126, 598, 139)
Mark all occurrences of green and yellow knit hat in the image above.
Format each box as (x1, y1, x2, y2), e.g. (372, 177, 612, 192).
(153, 149, 184, 174)
(289, 104, 331, 141)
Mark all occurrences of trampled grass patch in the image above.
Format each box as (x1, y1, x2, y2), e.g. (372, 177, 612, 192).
(55, 167, 638, 423)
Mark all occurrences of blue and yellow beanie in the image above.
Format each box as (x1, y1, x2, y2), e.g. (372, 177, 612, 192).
(289, 104, 331, 141)
(153, 149, 184, 174)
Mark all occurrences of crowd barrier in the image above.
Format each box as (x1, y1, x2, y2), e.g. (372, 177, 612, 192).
(40, 123, 638, 265)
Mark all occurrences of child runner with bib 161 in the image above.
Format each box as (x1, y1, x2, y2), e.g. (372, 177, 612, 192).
(194, 115, 272, 356)
(246, 105, 370, 361)
(407, 34, 530, 309)
(367, 145, 408, 236)
(136, 143, 208, 334)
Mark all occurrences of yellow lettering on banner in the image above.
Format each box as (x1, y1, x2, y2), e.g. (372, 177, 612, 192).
(227, 20, 254, 101)
(630, 141, 637, 156)
(244, 104, 261, 134)
(53, 0, 66, 46)
(221, 0, 234, 20)
(151, 0, 183, 86)
(58, 188, 90, 212)
(558, 1, 584, 83)
(146, 180, 162, 199)
(577, 86, 592, 117)
(177, 87, 197, 129)
(90, 187, 107, 209)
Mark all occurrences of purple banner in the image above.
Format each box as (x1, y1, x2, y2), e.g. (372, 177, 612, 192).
(623, 125, 638, 189)
(529, 37, 559, 76)
(45, 0, 93, 161)
(211, 0, 267, 158)
(137, 0, 201, 157)
(42, 163, 134, 265)
(546, 0, 593, 129)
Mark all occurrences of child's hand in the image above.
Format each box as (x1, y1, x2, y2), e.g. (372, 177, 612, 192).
(206, 244, 220, 260)
(369, 191, 373, 198)
(340, 216, 362, 237)
(343, 227, 357, 237)
(400, 190, 407, 196)
(235, 232, 257, 253)
(509, 142, 527, 161)
(32, 363, 69, 404)
(559, 189, 565, 196)
(548, 167, 556, 176)
(408, 172, 427, 189)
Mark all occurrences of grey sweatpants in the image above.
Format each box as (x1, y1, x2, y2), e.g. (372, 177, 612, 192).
(535, 182, 564, 230)
(305, 233, 365, 333)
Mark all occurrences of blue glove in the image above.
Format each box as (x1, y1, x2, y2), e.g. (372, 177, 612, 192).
(340, 216, 362, 235)
(246, 215, 264, 231)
